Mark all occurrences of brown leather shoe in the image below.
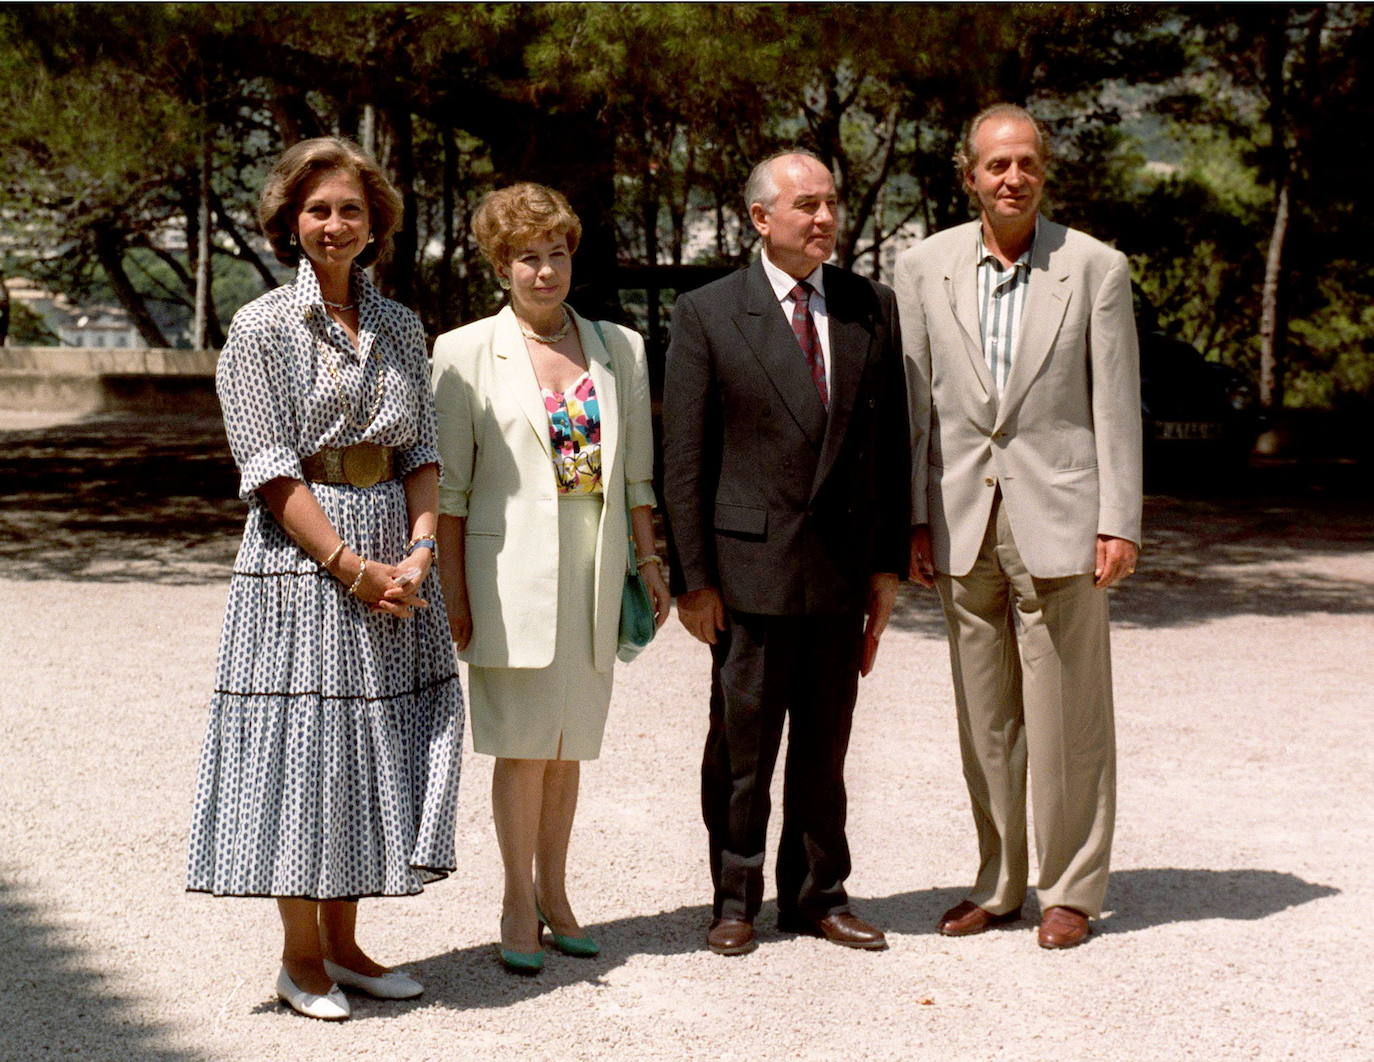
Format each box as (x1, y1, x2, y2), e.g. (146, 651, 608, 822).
(1037, 906, 1091, 949)
(707, 917, 756, 956)
(937, 900, 1023, 937)
(778, 911, 887, 950)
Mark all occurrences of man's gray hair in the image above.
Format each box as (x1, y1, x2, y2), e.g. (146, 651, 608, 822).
(744, 149, 828, 213)
(953, 103, 1052, 180)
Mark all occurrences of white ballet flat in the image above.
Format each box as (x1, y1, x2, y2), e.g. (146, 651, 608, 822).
(323, 959, 424, 1000)
(275, 966, 351, 1020)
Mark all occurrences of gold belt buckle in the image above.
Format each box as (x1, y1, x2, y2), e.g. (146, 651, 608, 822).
(341, 442, 387, 488)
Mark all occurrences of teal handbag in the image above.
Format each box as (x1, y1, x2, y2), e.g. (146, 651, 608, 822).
(618, 548, 656, 663)
(590, 319, 656, 664)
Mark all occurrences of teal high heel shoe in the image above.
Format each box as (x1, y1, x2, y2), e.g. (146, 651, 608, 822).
(498, 946, 544, 975)
(537, 906, 601, 958)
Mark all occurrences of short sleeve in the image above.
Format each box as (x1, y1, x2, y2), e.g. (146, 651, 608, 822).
(392, 308, 443, 478)
(430, 331, 476, 518)
(614, 323, 657, 510)
(215, 311, 304, 500)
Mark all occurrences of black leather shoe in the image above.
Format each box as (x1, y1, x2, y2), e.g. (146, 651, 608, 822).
(778, 911, 887, 950)
(707, 917, 756, 956)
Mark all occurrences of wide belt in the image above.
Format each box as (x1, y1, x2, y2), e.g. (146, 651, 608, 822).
(300, 443, 396, 488)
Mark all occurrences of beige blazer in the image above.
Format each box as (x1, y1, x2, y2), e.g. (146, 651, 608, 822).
(431, 306, 656, 671)
(895, 219, 1142, 578)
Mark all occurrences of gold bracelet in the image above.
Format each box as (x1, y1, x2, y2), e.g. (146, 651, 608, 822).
(636, 554, 664, 570)
(347, 556, 368, 596)
(323, 540, 346, 569)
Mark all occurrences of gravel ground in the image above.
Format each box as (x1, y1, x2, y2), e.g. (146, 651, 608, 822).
(2, 412, 1372, 1061)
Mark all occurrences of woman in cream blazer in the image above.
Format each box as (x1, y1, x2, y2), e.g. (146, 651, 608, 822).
(431, 183, 669, 973)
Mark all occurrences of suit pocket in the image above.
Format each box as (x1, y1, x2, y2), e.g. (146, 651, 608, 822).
(714, 502, 767, 538)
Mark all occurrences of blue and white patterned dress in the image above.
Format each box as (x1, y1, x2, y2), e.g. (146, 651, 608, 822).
(185, 263, 463, 899)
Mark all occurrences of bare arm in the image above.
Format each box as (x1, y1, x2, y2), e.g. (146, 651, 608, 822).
(387, 462, 439, 607)
(257, 477, 418, 616)
(436, 513, 470, 648)
(630, 503, 671, 630)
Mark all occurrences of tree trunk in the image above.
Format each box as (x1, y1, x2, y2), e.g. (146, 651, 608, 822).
(192, 127, 213, 349)
(360, 103, 377, 158)
(1257, 10, 1302, 414)
(667, 129, 693, 267)
(1258, 176, 1288, 410)
(0, 278, 9, 345)
(438, 123, 458, 332)
(640, 158, 661, 348)
(94, 225, 172, 348)
(211, 189, 279, 291)
(374, 106, 417, 306)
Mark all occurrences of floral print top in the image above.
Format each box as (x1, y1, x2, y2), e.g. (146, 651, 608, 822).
(543, 371, 602, 494)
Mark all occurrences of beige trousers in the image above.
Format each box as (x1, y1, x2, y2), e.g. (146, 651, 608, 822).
(935, 493, 1116, 919)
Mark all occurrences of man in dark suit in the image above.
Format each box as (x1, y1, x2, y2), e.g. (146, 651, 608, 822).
(661, 150, 910, 956)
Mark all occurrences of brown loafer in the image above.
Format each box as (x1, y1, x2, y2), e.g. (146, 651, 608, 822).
(937, 900, 1022, 937)
(778, 911, 887, 950)
(1038, 906, 1091, 949)
(707, 917, 756, 956)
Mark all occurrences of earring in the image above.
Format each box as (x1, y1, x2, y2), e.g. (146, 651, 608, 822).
(367, 233, 375, 244)
(498, 276, 510, 291)
(289, 233, 298, 247)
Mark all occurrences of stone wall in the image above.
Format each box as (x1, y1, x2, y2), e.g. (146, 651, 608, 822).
(0, 346, 219, 414)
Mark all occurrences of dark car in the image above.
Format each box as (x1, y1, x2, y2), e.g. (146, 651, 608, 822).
(1134, 286, 1257, 487)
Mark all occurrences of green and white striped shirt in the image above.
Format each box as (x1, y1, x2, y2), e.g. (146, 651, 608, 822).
(976, 222, 1036, 393)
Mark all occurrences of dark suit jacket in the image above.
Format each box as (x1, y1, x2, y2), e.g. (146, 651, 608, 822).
(662, 257, 910, 616)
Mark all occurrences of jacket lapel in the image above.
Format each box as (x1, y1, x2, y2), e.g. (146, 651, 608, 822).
(995, 220, 1072, 431)
(810, 265, 865, 499)
(576, 311, 619, 485)
(491, 306, 550, 449)
(733, 258, 828, 448)
(944, 225, 996, 400)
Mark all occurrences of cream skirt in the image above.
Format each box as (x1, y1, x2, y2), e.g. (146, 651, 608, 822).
(467, 493, 614, 760)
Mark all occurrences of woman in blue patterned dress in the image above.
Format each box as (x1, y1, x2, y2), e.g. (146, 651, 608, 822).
(186, 138, 462, 1021)
(431, 184, 670, 973)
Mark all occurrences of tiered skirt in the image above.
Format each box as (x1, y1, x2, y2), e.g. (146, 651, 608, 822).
(186, 478, 463, 899)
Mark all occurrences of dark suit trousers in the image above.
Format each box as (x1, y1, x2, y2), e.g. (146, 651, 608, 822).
(701, 609, 864, 922)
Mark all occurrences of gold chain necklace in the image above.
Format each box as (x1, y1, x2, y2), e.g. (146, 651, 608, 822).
(316, 317, 385, 430)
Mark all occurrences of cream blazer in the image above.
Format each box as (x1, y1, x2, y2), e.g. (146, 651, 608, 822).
(895, 219, 1142, 579)
(431, 306, 656, 672)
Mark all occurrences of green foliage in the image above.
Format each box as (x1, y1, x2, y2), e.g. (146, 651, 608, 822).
(0, 2, 1369, 411)
(4, 299, 59, 345)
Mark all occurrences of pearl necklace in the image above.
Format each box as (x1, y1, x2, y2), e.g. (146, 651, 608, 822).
(518, 306, 572, 344)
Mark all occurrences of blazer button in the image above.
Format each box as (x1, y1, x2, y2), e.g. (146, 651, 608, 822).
(984, 477, 995, 487)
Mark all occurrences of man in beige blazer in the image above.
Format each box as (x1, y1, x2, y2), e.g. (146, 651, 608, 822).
(894, 104, 1142, 949)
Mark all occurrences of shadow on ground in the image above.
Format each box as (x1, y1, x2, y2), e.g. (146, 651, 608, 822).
(0, 876, 203, 1060)
(889, 485, 1374, 636)
(3, 414, 1371, 622)
(1, 413, 243, 584)
(396, 866, 1336, 1013)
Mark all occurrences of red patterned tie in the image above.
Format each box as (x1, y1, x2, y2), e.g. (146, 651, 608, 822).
(789, 280, 828, 408)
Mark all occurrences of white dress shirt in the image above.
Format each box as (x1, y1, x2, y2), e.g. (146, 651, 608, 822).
(761, 251, 833, 398)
